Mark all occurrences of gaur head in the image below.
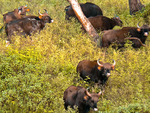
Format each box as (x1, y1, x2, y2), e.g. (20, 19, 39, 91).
(18, 5, 30, 15)
(137, 23, 149, 37)
(65, 6, 75, 20)
(112, 16, 123, 27)
(84, 90, 102, 111)
(97, 59, 116, 77)
(38, 10, 53, 23)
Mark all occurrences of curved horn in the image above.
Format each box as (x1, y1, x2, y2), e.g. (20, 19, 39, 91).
(112, 60, 116, 66)
(38, 10, 42, 15)
(44, 9, 48, 13)
(97, 59, 103, 66)
(137, 22, 140, 28)
(86, 90, 91, 97)
(98, 91, 102, 96)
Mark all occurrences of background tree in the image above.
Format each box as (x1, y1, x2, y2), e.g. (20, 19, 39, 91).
(129, 0, 145, 15)
(142, 3, 150, 23)
(67, 0, 101, 46)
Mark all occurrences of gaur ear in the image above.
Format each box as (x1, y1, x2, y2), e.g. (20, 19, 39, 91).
(137, 28, 141, 32)
(26, 8, 30, 12)
(84, 95, 90, 100)
(97, 66, 102, 70)
(111, 66, 115, 70)
(84, 95, 88, 100)
(39, 15, 43, 19)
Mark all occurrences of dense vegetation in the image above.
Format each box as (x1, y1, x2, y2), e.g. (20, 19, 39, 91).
(0, 0, 150, 112)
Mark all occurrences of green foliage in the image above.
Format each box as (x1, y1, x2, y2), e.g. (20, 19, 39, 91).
(0, 0, 150, 113)
(132, 2, 150, 24)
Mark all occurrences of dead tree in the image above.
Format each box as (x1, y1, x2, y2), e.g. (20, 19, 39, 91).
(67, 0, 101, 46)
(129, 0, 145, 15)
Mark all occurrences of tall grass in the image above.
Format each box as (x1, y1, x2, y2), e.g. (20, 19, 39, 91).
(0, 0, 150, 112)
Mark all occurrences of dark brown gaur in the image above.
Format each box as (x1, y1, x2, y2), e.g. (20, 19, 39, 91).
(63, 85, 102, 113)
(65, 2, 103, 20)
(77, 59, 116, 88)
(102, 23, 149, 48)
(82, 15, 123, 32)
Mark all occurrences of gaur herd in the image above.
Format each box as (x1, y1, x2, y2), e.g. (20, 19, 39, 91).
(1, 6, 53, 46)
(1, 2, 150, 113)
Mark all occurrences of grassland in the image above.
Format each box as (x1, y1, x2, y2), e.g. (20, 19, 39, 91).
(0, 0, 150, 112)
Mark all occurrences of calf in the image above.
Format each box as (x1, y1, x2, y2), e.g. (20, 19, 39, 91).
(63, 85, 102, 113)
(77, 59, 116, 88)
(65, 2, 103, 20)
(102, 24, 149, 48)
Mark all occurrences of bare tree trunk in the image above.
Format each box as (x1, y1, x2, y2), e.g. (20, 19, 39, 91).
(67, 0, 101, 46)
(129, 0, 145, 15)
